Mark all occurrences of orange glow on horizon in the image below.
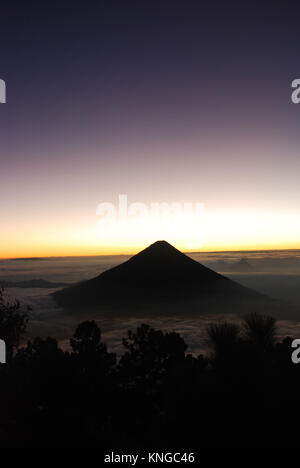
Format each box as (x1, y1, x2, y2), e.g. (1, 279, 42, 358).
(1, 239, 300, 260)
(1, 209, 300, 259)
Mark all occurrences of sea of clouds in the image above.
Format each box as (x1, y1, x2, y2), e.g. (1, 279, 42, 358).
(1, 250, 300, 356)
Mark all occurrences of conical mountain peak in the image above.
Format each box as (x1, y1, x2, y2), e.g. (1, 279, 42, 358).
(126, 240, 190, 265)
(145, 240, 177, 250)
(137, 240, 183, 256)
(53, 241, 283, 317)
(53, 241, 232, 309)
(101, 240, 220, 282)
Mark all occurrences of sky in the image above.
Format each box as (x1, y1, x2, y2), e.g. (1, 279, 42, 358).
(1, 1, 300, 257)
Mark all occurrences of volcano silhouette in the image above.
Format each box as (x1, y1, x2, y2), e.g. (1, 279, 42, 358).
(53, 241, 290, 316)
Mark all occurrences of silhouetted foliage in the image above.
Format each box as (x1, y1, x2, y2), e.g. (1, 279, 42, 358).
(207, 321, 240, 356)
(243, 312, 277, 351)
(0, 288, 29, 359)
(71, 320, 102, 354)
(70, 320, 116, 375)
(1, 304, 300, 448)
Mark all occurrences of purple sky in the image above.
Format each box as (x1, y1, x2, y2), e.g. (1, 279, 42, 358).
(1, 2, 300, 257)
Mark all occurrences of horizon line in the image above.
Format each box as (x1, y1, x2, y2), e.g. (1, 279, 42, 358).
(1, 246, 300, 261)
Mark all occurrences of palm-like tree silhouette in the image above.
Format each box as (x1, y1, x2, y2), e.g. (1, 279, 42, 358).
(207, 321, 240, 362)
(243, 313, 277, 352)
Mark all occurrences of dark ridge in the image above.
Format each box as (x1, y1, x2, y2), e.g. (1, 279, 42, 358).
(0, 279, 70, 289)
(9, 257, 44, 261)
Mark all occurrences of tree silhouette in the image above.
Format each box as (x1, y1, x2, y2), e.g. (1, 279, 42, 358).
(70, 320, 116, 375)
(0, 300, 298, 448)
(207, 321, 240, 361)
(0, 288, 29, 359)
(16, 336, 64, 364)
(243, 312, 277, 352)
(71, 320, 102, 354)
(119, 324, 187, 388)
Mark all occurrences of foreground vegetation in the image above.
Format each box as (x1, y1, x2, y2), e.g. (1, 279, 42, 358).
(0, 288, 299, 447)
